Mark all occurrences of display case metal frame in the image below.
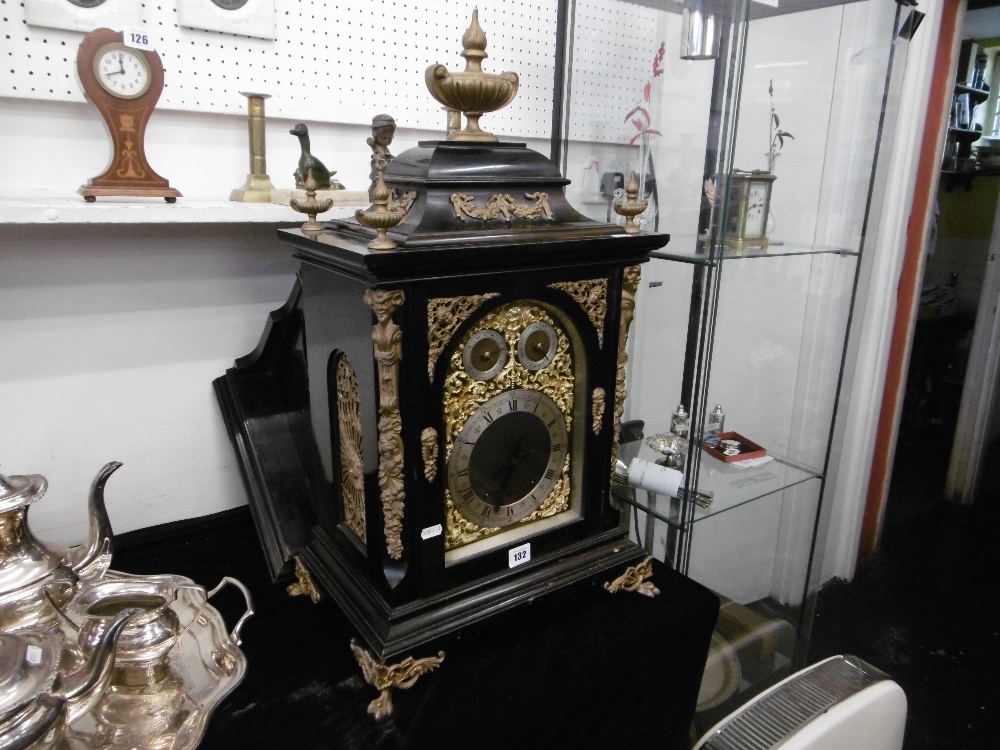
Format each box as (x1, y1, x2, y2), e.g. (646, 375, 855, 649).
(555, 0, 916, 721)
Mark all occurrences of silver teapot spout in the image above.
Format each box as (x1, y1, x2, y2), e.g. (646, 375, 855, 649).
(63, 462, 118, 581)
(54, 607, 136, 724)
(0, 463, 118, 632)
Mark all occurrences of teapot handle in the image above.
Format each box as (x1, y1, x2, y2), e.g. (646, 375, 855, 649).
(205, 576, 255, 646)
(42, 580, 81, 633)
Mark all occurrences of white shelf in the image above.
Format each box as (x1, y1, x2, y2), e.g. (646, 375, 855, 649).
(0, 193, 368, 226)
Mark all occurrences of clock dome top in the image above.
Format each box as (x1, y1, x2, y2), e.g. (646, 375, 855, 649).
(299, 12, 668, 258)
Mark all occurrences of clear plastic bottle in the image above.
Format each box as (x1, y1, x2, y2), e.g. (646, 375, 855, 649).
(708, 404, 726, 434)
(670, 404, 689, 437)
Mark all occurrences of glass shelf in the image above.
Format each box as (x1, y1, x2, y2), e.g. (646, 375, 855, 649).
(649, 234, 860, 265)
(618, 440, 822, 531)
(564, 0, 912, 698)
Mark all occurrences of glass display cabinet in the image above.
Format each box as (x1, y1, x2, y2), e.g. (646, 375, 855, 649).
(557, 0, 916, 728)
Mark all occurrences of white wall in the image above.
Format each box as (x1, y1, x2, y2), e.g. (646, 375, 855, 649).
(0, 223, 297, 544)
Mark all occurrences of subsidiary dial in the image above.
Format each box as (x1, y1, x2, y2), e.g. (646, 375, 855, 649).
(448, 389, 568, 528)
(517, 321, 557, 371)
(463, 329, 507, 381)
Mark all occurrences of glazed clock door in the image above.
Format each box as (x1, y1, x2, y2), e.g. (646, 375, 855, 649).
(441, 300, 584, 566)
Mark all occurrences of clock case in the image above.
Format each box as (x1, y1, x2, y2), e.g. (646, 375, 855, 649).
(724, 170, 776, 249)
(215, 138, 668, 657)
(76, 28, 181, 202)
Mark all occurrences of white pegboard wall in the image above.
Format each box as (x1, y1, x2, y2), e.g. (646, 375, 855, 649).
(1, 0, 559, 138)
(567, 0, 663, 144)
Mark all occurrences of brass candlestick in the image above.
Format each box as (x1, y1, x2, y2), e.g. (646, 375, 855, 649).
(230, 92, 277, 202)
(424, 10, 519, 142)
(356, 156, 408, 250)
(290, 171, 333, 233)
(613, 172, 648, 234)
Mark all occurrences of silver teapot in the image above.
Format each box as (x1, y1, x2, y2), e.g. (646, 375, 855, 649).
(0, 609, 137, 750)
(0, 464, 118, 632)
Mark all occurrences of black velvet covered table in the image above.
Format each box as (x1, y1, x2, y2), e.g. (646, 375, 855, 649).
(112, 507, 719, 750)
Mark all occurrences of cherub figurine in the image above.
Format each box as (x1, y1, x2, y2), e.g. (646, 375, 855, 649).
(367, 114, 396, 199)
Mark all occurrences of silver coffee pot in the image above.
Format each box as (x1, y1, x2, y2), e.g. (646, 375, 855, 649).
(0, 464, 119, 632)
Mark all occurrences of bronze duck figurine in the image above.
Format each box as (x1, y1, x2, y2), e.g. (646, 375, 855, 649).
(289, 123, 342, 190)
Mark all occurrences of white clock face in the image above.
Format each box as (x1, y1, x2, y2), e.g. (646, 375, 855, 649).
(744, 183, 768, 237)
(94, 45, 151, 99)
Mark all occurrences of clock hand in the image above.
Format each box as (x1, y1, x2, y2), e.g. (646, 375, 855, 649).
(489, 440, 527, 508)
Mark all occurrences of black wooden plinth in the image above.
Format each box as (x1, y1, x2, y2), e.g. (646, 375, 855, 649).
(113, 508, 720, 750)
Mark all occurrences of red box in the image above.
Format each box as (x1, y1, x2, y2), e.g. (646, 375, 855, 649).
(701, 431, 767, 463)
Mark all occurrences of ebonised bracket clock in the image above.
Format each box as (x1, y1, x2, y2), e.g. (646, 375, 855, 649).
(77, 28, 181, 202)
(214, 12, 670, 658)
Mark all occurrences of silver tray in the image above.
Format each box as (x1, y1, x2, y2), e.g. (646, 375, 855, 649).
(64, 572, 251, 750)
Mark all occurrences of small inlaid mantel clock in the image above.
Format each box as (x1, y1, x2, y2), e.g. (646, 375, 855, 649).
(215, 12, 669, 658)
(76, 28, 180, 202)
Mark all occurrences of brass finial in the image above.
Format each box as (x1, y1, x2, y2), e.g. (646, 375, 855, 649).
(613, 172, 648, 234)
(290, 170, 334, 233)
(425, 11, 519, 142)
(356, 155, 408, 250)
(460, 9, 488, 71)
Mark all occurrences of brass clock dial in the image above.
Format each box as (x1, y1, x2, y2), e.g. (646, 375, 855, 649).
(517, 320, 557, 370)
(447, 389, 568, 528)
(93, 43, 152, 99)
(443, 302, 576, 554)
(463, 329, 507, 380)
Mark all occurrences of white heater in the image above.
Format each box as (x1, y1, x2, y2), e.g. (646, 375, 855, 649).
(693, 655, 907, 750)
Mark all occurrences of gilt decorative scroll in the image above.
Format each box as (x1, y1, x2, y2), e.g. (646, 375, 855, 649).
(350, 639, 445, 720)
(592, 387, 606, 435)
(388, 189, 416, 214)
(550, 278, 608, 347)
(336, 356, 366, 543)
(426, 293, 499, 381)
(365, 288, 406, 560)
(603, 557, 660, 597)
(451, 192, 553, 222)
(287, 556, 322, 603)
(421, 427, 439, 483)
(612, 266, 641, 471)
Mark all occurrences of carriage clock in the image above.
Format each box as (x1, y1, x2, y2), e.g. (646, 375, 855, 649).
(724, 170, 775, 249)
(215, 12, 669, 657)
